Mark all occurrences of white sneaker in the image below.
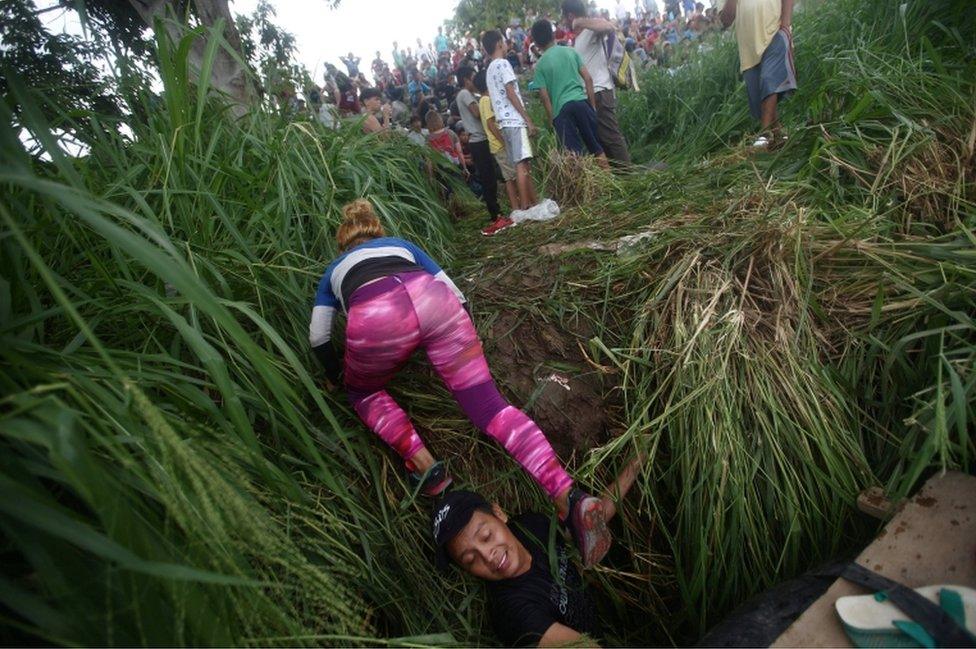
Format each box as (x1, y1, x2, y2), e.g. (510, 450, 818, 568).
(752, 135, 771, 149)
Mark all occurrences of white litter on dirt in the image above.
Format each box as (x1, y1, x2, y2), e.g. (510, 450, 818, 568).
(512, 199, 561, 224)
(541, 373, 572, 391)
(538, 227, 658, 256)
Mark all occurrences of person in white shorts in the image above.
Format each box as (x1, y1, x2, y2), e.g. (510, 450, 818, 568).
(483, 31, 539, 211)
(474, 69, 520, 220)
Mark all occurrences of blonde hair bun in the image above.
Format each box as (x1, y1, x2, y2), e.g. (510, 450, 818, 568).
(336, 198, 386, 251)
(342, 198, 375, 223)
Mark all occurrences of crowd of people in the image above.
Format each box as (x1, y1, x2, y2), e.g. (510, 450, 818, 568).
(308, 0, 795, 641)
(291, 1, 734, 236)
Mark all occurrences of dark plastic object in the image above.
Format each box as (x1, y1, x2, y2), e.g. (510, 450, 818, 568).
(696, 562, 843, 648)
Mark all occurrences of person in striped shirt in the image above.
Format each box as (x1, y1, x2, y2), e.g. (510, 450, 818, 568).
(309, 199, 613, 568)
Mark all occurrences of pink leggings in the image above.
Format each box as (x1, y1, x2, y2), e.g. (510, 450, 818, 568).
(343, 271, 573, 500)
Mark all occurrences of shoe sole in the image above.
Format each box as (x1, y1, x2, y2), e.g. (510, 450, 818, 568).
(574, 497, 612, 568)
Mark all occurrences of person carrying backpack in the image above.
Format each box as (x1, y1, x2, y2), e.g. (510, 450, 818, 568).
(560, 0, 633, 165)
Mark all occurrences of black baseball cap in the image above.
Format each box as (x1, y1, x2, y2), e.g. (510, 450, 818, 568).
(431, 490, 491, 570)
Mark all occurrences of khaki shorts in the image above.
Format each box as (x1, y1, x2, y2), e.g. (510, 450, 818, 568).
(494, 150, 516, 182)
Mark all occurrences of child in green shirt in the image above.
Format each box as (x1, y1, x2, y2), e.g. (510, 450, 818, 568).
(531, 19, 609, 168)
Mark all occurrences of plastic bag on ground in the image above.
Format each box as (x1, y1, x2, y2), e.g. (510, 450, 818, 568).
(511, 199, 560, 224)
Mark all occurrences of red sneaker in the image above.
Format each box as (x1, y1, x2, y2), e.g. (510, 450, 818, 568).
(481, 216, 515, 236)
(567, 488, 612, 568)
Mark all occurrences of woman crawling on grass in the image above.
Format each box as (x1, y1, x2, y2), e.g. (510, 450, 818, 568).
(309, 198, 612, 567)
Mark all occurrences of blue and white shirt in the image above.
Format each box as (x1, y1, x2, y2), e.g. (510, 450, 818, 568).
(308, 236, 466, 350)
(486, 58, 527, 129)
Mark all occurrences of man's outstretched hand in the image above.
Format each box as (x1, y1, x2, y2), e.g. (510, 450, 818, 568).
(601, 452, 646, 522)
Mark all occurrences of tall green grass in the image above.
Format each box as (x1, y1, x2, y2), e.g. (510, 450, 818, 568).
(1, 24, 472, 646)
(451, 0, 973, 640)
(1, 0, 973, 645)
(595, 0, 974, 635)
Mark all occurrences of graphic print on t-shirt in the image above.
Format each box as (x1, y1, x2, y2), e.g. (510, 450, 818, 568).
(486, 513, 596, 646)
(487, 58, 527, 129)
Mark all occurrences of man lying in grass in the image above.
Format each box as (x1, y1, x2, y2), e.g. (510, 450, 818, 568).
(432, 456, 642, 647)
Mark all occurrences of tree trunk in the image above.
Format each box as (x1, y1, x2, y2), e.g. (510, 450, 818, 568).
(128, 0, 254, 116)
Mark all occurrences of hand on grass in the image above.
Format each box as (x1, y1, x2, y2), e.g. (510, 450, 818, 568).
(527, 122, 538, 137)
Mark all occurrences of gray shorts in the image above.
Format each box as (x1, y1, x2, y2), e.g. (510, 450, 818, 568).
(494, 150, 516, 182)
(742, 28, 797, 120)
(501, 126, 533, 167)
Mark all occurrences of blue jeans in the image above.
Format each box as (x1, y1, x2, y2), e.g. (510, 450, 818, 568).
(553, 100, 604, 156)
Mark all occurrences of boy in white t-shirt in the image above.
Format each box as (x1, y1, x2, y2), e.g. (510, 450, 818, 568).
(482, 30, 540, 216)
(474, 69, 520, 223)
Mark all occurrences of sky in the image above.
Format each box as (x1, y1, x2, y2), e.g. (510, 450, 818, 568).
(228, 0, 620, 84)
(41, 0, 620, 84)
(229, 0, 460, 83)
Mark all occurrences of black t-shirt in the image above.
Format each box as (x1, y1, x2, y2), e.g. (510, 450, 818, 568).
(486, 513, 597, 647)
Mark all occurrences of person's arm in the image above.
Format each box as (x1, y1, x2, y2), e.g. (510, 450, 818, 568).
(601, 453, 646, 521)
(572, 16, 616, 35)
(453, 133, 469, 174)
(780, 0, 794, 30)
(362, 113, 383, 134)
(487, 114, 504, 145)
(539, 87, 554, 125)
(309, 277, 342, 385)
(466, 95, 481, 119)
(505, 81, 537, 136)
(538, 623, 589, 648)
(719, 0, 736, 28)
(580, 64, 596, 110)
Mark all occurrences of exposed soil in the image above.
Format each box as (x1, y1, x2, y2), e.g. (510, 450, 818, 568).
(468, 258, 617, 461)
(487, 310, 609, 458)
